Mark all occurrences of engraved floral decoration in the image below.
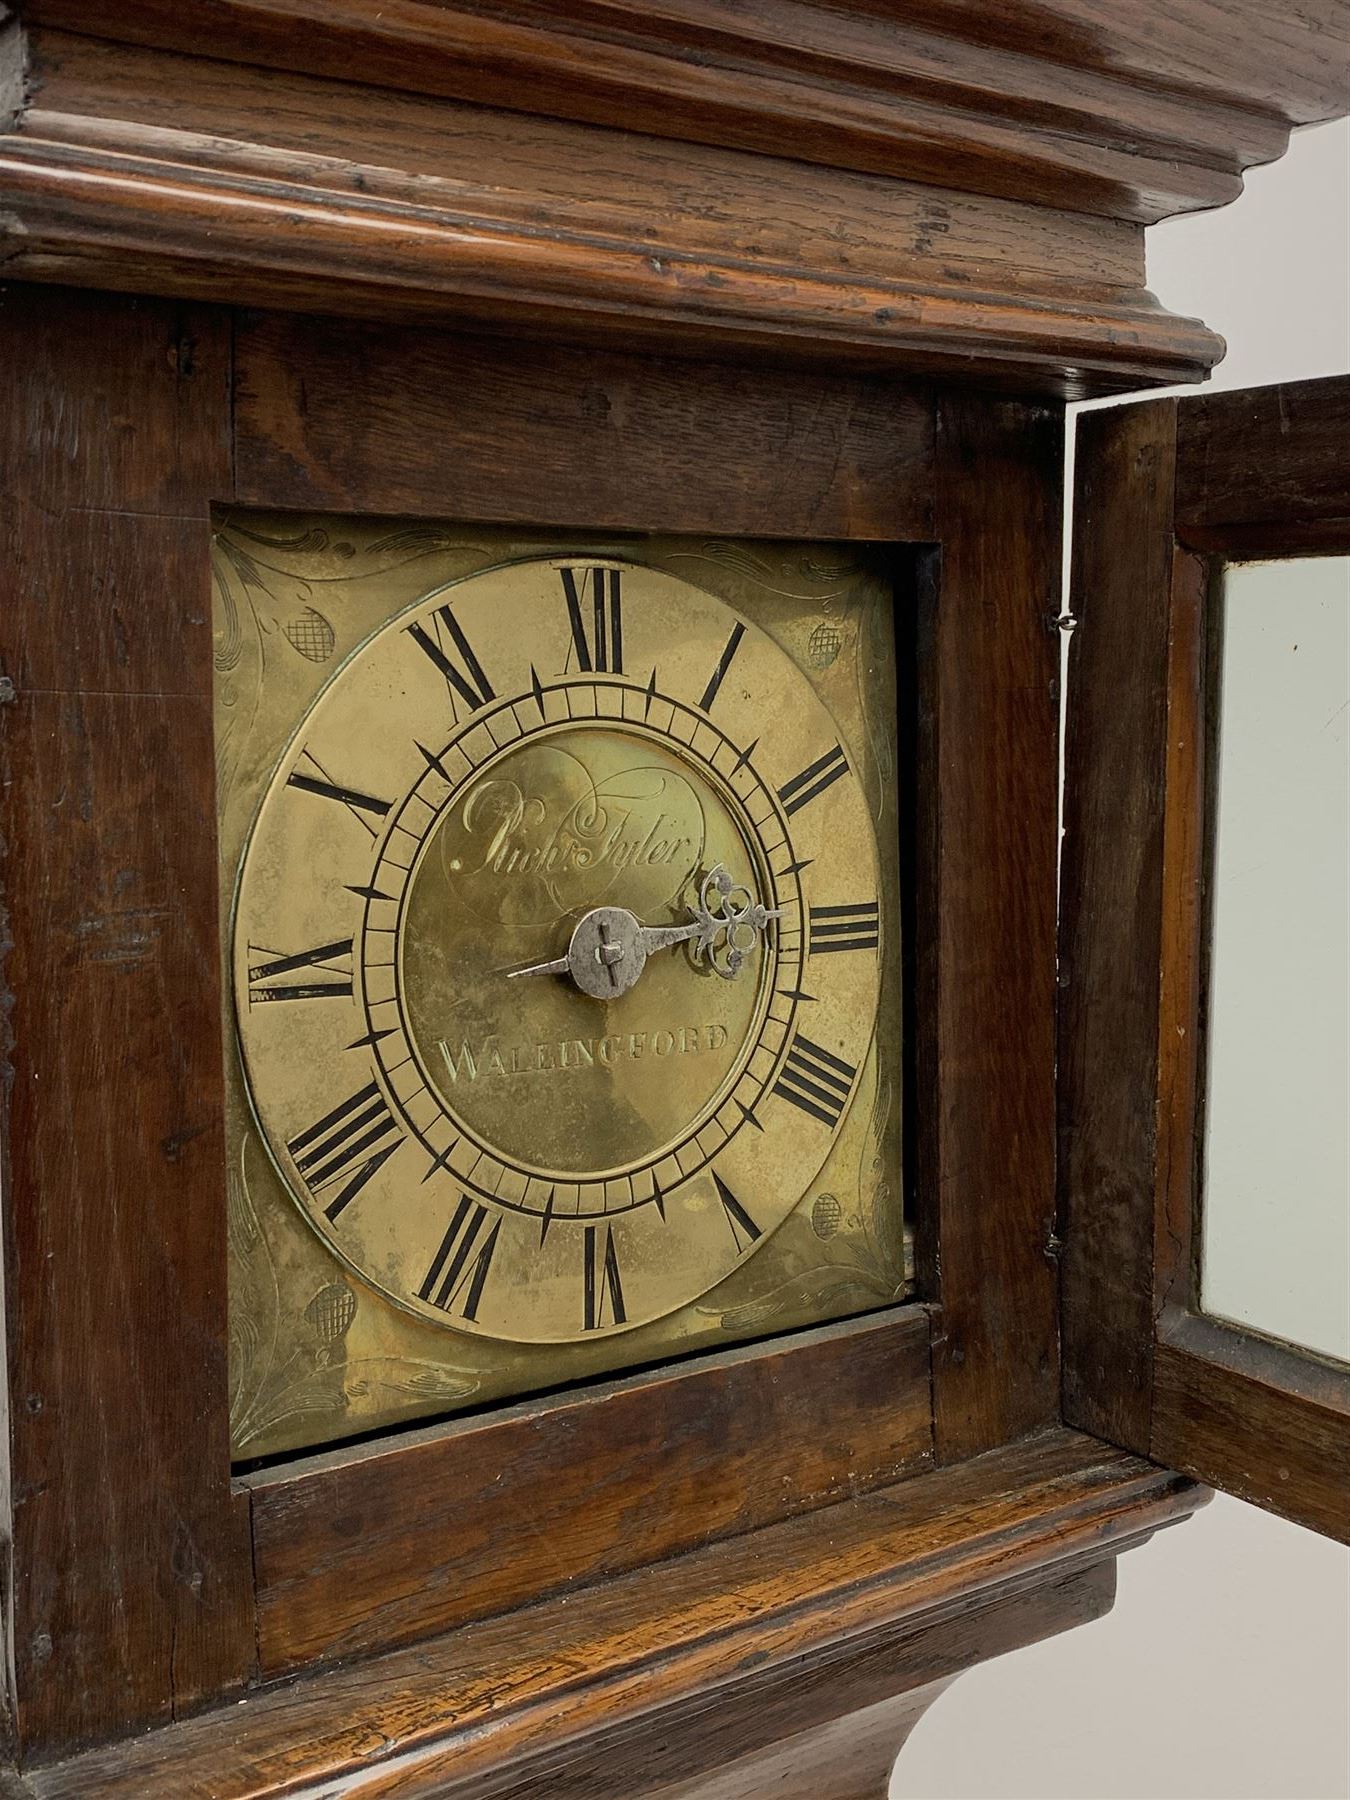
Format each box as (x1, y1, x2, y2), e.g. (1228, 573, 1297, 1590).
(698, 1062, 908, 1332)
(228, 1135, 479, 1455)
(213, 518, 494, 824)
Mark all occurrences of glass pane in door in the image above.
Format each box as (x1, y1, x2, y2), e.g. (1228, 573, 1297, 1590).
(1201, 555, 1350, 1363)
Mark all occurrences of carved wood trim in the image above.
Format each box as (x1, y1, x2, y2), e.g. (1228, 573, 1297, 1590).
(12, 1432, 1206, 1798)
(18, 0, 1347, 216)
(2, 9, 1345, 380)
(0, 132, 1217, 394)
(2, 18, 1308, 392)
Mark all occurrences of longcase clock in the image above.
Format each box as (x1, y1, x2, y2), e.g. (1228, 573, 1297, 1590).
(0, 3, 1345, 1794)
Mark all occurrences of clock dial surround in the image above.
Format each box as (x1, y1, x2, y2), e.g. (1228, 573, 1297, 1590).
(217, 519, 904, 1457)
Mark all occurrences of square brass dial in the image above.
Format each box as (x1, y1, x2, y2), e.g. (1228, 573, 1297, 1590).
(216, 517, 907, 1461)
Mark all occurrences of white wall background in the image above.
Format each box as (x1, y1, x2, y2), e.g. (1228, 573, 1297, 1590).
(893, 116, 1350, 1800)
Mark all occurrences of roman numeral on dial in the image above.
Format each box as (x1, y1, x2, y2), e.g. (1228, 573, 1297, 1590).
(773, 1033, 857, 1129)
(561, 566, 623, 674)
(247, 937, 353, 1003)
(287, 751, 392, 838)
(287, 1080, 402, 1221)
(582, 1223, 626, 1329)
(713, 1172, 761, 1253)
(418, 1195, 501, 1321)
(406, 605, 495, 715)
(698, 621, 745, 712)
(808, 902, 879, 955)
(777, 744, 848, 817)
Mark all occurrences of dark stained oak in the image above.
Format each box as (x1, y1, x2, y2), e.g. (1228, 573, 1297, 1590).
(15, 6, 1344, 390)
(0, 283, 230, 520)
(0, 146, 1219, 397)
(18, 28, 1149, 294)
(17, 1432, 1206, 1799)
(1060, 376, 1350, 1544)
(2, 3, 1347, 1753)
(1175, 375, 1350, 551)
(19, 1, 1345, 216)
(1153, 1314, 1349, 1544)
(1153, 545, 1209, 1321)
(0, 278, 1089, 1768)
(1058, 398, 1179, 1450)
(2, 6, 1342, 395)
(0, 287, 255, 1753)
(232, 312, 935, 540)
(917, 393, 1062, 1461)
(247, 1309, 934, 1677)
(1151, 382, 1350, 1540)
(1, 506, 214, 701)
(420, 1572, 1108, 1800)
(2, 4, 1340, 393)
(631, 1677, 962, 1800)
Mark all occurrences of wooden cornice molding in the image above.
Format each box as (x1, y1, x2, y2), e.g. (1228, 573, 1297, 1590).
(9, 1433, 1205, 1799)
(15, 1, 1348, 220)
(0, 5, 1346, 392)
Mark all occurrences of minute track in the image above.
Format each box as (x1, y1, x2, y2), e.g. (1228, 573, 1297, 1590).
(353, 673, 808, 1221)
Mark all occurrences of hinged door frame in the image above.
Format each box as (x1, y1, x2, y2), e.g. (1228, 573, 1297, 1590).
(1059, 375, 1350, 1541)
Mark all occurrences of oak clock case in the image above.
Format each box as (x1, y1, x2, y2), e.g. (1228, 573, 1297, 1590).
(217, 519, 906, 1460)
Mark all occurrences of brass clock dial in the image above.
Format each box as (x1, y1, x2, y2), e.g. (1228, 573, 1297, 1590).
(232, 556, 882, 1345)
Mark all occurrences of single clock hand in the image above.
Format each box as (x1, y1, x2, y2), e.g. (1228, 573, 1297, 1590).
(506, 864, 779, 999)
(506, 923, 626, 986)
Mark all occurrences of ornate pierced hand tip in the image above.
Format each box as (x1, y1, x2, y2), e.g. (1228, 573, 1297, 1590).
(691, 863, 780, 981)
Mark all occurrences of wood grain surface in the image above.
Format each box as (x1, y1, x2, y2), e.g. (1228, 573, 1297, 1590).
(22, 29, 1148, 293)
(17, 1432, 1205, 1799)
(1153, 545, 1210, 1321)
(0, 286, 255, 1754)
(414, 1570, 1109, 1800)
(11, 7, 1328, 388)
(232, 311, 935, 540)
(1060, 378, 1350, 1542)
(1058, 398, 1179, 1452)
(1153, 1314, 1349, 1543)
(247, 1309, 933, 1677)
(917, 393, 1062, 1461)
(20, 1, 1345, 214)
(631, 1676, 961, 1800)
(1154, 379, 1350, 1539)
(1176, 375, 1350, 551)
(4, 140, 1341, 1778)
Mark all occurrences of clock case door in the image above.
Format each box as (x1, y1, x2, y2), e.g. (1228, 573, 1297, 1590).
(1059, 374, 1350, 1543)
